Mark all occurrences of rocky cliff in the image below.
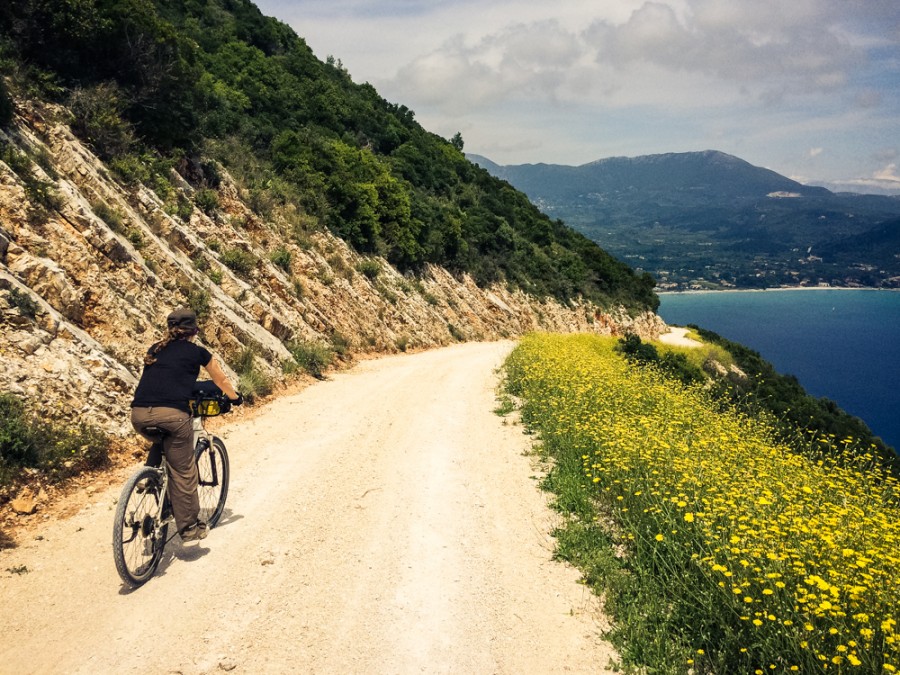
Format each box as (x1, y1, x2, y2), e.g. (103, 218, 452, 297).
(1, 101, 664, 437)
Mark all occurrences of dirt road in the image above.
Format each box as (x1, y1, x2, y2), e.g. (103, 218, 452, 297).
(0, 341, 617, 674)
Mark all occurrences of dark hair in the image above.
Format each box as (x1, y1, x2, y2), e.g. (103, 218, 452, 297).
(144, 325, 196, 365)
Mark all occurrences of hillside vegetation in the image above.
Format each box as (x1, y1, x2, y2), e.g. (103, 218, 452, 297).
(0, 0, 656, 310)
(503, 333, 899, 674)
(614, 329, 897, 469)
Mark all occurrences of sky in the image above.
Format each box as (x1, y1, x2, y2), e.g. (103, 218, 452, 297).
(256, 0, 900, 194)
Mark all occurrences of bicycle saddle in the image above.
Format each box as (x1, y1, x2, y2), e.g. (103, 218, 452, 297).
(140, 426, 169, 441)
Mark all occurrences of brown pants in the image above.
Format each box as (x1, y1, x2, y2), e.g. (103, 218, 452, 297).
(131, 407, 199, 533)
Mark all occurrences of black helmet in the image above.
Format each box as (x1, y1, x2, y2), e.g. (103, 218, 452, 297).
(166, 307, 198, 332)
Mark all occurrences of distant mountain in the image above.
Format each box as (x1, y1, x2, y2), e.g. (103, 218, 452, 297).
(471, 150, 830, 204)
(468, 151, 900, 290)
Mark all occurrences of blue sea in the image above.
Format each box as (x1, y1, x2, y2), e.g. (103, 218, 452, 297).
(657, 290, 900, 451)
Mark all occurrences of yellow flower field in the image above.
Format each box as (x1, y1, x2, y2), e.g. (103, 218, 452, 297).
(504, 333, 899, 673)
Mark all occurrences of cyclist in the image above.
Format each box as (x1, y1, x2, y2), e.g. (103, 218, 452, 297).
(130, 308, 242, 542)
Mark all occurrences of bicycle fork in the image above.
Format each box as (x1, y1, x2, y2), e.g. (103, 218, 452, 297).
(193, 416, 222, 490)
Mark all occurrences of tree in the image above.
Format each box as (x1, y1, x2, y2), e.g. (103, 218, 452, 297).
(0, 79, 13, 127)
(68, 82, 135, 159)
(450, 132, 464, 152)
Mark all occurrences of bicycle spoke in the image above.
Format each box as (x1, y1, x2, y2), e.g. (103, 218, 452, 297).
(113, 467, 168, 587)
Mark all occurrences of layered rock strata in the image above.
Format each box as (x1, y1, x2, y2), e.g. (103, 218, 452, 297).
(1, 104, 664, 435)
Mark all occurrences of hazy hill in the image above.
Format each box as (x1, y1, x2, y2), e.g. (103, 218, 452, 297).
(469, 151, 900, 290)
(470, 150, 830, 204)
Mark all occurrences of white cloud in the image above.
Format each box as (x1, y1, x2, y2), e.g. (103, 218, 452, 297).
(379, 0, 874, 123)
(873, 163, 900, 184)
(256, 0, 900, 185)
(586, 0, 862, 99)
(809, 148, 824, 157)
(821, 163, 900, 195)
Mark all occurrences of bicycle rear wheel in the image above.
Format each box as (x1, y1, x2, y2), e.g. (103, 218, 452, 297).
(113, 467, 169, 587)
(196, 437, 229, 527)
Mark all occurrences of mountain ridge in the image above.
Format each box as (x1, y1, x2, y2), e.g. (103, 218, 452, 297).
(468, 151, 900, 290)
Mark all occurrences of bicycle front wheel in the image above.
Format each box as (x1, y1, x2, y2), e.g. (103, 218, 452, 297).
(113, 467, 168, 587)
(197, 437, 229, 528)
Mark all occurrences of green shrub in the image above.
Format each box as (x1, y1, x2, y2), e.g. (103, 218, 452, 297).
(614, 333, 659, 362)
(0, 393, 110, 488)
(221, 248, 257, 276)
(291, 224, 314, 250)
(377, 281, 398, 305)
(281, 358, 299, 376)
(269, 246, 291, 273)
(187, 287, 210, 318)
(194, 188, 219, 215)
(231, 346, 273, 402)
(330, 331, 350, 357)
(0, 79, 14, 128)
(328, 253, 352, 279)
(192, 253, 209, 272)
(144, 256, 159, 274)
(0, 142, 31, 175)
(287, 339, 333, 379)
(68, 82, 135, 160)
(173, 194, 193, 221)
(25, 179, 62, 214)
(232, 346, 256, 375)
(615, 334, 706, 387)
(1, 143, 61, 218)
(356, 259, 381, 280)
(7, 288, 39, 318)
(92, 201, 125, 232)
(126, 228, 144, 248)
(151, 174, 174, 202)
(447, 323, 465, 342)
(109, 154, 151, 185)
(0, 394, 36, 469)
(32, 147, 58, 180)
(238, 369, 273, 402)
(658, 350, 705, 385)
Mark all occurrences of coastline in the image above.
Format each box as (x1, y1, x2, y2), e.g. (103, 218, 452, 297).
(656, 288, 900, 450)
(657, 286, 900, 295)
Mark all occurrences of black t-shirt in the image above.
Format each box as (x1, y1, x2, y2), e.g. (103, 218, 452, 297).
(131, 339, 213, 412)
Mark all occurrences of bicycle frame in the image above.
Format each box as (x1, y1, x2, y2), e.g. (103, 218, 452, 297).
(115, 393, 232, 587)
(138, 419, 216, 545)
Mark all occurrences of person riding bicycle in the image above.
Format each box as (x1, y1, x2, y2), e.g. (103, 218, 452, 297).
(130, 308, 242, 542)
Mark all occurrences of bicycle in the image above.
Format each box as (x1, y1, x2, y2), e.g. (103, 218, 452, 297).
(112, 386, 231, 587)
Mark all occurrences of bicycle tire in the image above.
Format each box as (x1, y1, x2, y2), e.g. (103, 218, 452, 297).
(196, 436, 229, 528)
(112, 466, 169, 587)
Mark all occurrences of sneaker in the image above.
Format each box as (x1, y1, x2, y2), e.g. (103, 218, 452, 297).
(180, 520, 208, 542)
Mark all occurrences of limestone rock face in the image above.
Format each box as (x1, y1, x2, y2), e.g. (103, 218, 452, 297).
(0, 103, 664, 436)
